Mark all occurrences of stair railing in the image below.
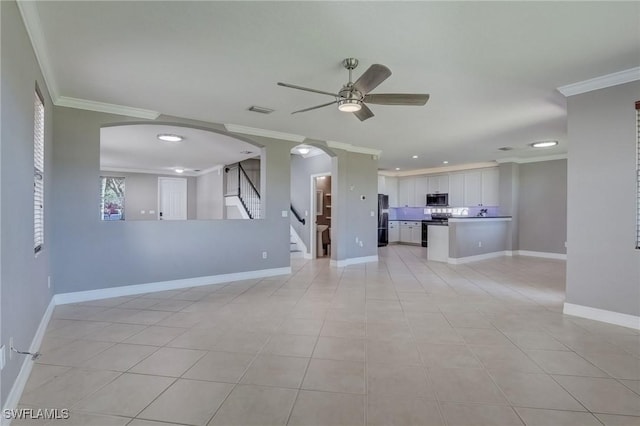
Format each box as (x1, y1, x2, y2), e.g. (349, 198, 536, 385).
(237, 163, 260, 219)
(290, 204, 305, 225)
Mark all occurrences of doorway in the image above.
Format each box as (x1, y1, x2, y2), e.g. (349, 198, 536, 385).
(158, 177, 187, 220)
(311, 173, 331, 258)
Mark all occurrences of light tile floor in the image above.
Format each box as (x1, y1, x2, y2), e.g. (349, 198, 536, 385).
(15, 245, 640, 425)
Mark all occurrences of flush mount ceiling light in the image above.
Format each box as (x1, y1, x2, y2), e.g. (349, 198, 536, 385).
(337, 99, 362, 112)
(174, 168, 185, 174)
(412, 155, 419, 159)
(443, 161, 449, 164)
(157, 134, 183, 142)
(531, 140, 558, 148)
(296, 146, 311, 155)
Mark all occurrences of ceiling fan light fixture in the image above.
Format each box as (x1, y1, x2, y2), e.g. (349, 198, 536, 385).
(337, 99, 362, 112)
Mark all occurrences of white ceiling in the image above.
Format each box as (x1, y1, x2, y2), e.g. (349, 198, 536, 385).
(100, 124, 260, 176)
(28, 1, 640, 171)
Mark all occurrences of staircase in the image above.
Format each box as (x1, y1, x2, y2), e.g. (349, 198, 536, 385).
(289, 225, 306, 258)
(224, 162, 260, 219)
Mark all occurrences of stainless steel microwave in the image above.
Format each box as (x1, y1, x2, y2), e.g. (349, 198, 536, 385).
(426, 193, 448, 206)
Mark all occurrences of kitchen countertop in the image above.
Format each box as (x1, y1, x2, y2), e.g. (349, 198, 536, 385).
(448, 216, 512, 222)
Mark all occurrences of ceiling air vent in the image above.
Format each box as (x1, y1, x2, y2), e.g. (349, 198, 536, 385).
(498, 146, 513, 151)
(248, 106, 274, 114)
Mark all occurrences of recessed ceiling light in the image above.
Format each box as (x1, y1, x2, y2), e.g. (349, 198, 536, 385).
(240, 150, 254, 155)
(157, 134, 183, 142)
(395, 167, 401, 171)
(248, 105, 274, 114)
(297, 146, 311, 155)
(531, 140, 558, 148)
(412, 155, 419, 159)
(174, 168, 185, 174)
(443, 161, 449, 164)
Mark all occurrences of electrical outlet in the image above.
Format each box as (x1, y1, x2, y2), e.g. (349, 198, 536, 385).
(478, 241, 482, 248)
(359, 241, 363, 247)
(0, 345, 5, 370)
(355, 237, 359, 244)
(262, 251, 267, 259)
(281, 210, 288, 217)
(9, 337, 13, 360)
(370, 210, 374, 217)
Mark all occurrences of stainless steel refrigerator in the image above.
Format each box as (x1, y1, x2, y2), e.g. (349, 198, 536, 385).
(378, 194, 389, 247)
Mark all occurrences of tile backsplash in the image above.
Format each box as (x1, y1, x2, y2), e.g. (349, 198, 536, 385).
(390, 206, 499, 220)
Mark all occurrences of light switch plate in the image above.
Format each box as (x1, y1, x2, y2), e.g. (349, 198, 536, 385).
(0, 345, 5, 370)
(282, 211, 288, 217)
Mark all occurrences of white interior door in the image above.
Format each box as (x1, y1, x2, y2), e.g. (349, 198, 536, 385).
(158, 177, 187, 220)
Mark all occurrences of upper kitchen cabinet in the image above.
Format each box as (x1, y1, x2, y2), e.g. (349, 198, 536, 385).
(427, 175, 449, 194)
(398, 177, 416, 207)
(481, 168, 499, 206)
(378, 175, 398, 207)
(463, 168, 499, 206)
(414, 176, 428, 206)
(448, 173, 465, 207)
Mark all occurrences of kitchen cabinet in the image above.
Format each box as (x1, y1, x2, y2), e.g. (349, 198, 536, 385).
(448, 173, 465, 207)
(388, 221, 400, 243)
(378, 175, 399, 207)
(399, 221, 422, 245)
(481, 168, 499, 206)
(427, 175, 449, 194)
(464, 171, 482, 206)
(413, 176, 428, 207)
(398, 178, 415, 207)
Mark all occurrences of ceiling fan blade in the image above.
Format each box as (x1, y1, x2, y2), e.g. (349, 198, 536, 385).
(364, 93, 430, 106)
(291, 100, 338, 115)
(352, 64, 392, 95)
(354, 103, 374, 121)
(277, 82, 338, 98)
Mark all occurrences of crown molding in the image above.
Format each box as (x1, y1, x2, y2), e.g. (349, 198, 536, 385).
(495, 153, 567, 164)
(56, 96, 160, 120)
(17, 0, 59, 101)
(326, 141, 382, 157)
(557, 67, 640, 97)
(381, 161, 497, 177)
(224, 124, 305, 143)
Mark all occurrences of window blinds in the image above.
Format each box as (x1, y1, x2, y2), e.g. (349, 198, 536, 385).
(34, 89, 45, 253)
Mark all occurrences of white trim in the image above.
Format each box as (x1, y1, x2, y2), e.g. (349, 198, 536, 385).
(310, 172, 331, 259)
(330, 255, 379, 267)
(224, 124, 305, 143)
(564, 303, 640, 331)
(303, 252, 313, 259)
(55, 267, 291, 305)
(448, 251, 510, 264)
(516, 250, 566, 260)
(326, 141, 382, 157)
(16, 1, 59, 102)
(2, 298, 56, 425)
(557, 67, 640, 97)
(56, 96, 160, 120)
(379, 162, 497, 177)
(224, 196, 251, 219)
(496, 154, 567, 164)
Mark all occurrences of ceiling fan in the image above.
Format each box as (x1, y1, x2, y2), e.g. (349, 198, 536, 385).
(277, 58, 430, 121)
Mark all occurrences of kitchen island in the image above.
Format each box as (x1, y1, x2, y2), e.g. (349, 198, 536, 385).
(427, 216, 512, 263)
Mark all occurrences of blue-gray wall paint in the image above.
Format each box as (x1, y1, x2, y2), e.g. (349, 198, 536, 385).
(518, 159, 567, 254)
(51, 108, 293, 294)
(566, 81, 640, 317)
(1, 0, 54, 407)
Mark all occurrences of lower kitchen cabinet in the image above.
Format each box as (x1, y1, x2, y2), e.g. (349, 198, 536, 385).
(399, 221, 422, 245)
(389, 221, 400, 243)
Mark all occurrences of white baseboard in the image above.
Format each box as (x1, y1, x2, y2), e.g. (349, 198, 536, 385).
(55, 267, 291, 305)
(330, 255, 379, 267)
(2, 298, 56, 426)
(564, 303, 640, 331)
(448, 251, 509, 264)
(303, 252, 313, 259)
(517, 250, 567, 260)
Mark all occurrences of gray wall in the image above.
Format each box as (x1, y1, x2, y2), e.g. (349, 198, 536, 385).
(52, 108, 293, 294)
(196, 168, 224, 220)
(101, 171, 197, 221)
(565, 81, 640, 317)
(498, 162, 519, 251)
(1, 0, 54, 406)
(448, 220, 510, 258)
(518, 159, 567, 254)
(290, 153, 332, 252)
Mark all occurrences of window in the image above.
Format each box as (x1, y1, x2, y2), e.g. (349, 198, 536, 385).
(34, 88, 45, 254)
(636, 101, 640, 249)
(101, 177, 125, 220)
